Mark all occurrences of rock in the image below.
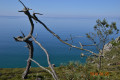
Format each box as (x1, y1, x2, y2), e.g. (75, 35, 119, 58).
(104, 36, 120, 52)
(35, 78, 42, 80)
(115, 36, 120, 43)
(49, 64, 56, 67)
(112, 55, 116, 59)
(91, 61, 95, 63)
(104, 42, 113, 52)
(107, 63, 110, 66)
(52, 64, 56, 67)
(80, 53, 84, 57)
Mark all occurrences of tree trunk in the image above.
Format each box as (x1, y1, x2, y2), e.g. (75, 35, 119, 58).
(98, 55, 102, 70)
(98, 56, 101, 70)
(22, 41, 33, 79)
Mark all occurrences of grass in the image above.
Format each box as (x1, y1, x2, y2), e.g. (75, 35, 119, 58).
(0, 61, 120, 80)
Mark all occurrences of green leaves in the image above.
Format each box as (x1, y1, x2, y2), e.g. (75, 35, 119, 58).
(106, 24, 109, 27)
(86, 18, 119, 49)
(110, 22, 119, 34)
(94, 19, 118, 35)
(108, 29, 113, 34)
(94, 25, 97, 30)
(101, 19, 107, 26)
(86, 33, 91, 38)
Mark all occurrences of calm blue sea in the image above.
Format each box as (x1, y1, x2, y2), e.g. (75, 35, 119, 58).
(0, 16, 120, 68)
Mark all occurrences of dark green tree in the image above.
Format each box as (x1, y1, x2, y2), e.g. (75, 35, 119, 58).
(86, 19, 119, 70)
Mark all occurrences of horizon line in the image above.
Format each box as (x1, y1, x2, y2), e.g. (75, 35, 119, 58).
(0, 15, 120, 19)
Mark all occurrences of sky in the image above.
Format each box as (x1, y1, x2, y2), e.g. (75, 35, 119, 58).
(0, 0, 120, 17)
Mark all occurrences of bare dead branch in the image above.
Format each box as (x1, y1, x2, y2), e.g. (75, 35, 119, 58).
(14, 0, 60, 80)
(64, 36, 83, 41)
(22, 40, 34, 79)
(31, 14, 98, 56)
(14, 1, 59, 79)
(33, 12, 43, 15)
(18, 0, 27, 9)
(79, 42, 83, 49)
(82, 44, 96, 46)
(29, 58, 56, 80)
(20, 30, 25, 37)
(14, 1, 34, 42)
(35, 33, 38, 39)
(32, 36, 58, 80)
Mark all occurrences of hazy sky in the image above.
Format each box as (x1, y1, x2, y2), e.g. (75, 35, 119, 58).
(0, 0, 120, 17)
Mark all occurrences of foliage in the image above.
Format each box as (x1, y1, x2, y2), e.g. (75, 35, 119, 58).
(86, 19, 119, 51)
(110, 40, 120, 46)
(0, 57, 120, 80)
(86, 19, 119, 70)
(86, 42, 120, 80)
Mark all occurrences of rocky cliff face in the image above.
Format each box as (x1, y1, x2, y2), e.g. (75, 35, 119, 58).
(115, 36, 120, 43)
(103, 36, 120, 52)
(104, 42, 113, 52)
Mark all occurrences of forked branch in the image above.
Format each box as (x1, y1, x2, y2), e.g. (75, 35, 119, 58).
(14, 0, 58, 80)
(32, 36, 58, 80)
(32, 13, 98, 56)
(29, 58, 56, 80)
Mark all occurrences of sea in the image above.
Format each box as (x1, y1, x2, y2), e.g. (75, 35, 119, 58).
(0, 16, 120, 68)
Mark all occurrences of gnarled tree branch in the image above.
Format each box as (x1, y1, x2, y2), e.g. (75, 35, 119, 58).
(29, 58, 57, 80)
(31, 13, 98, 56)
(14, 0, 58, 79)
(32, 36, 58, 80)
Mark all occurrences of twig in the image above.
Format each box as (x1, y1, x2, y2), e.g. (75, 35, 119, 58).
(82, 44, 96, 46)
(79, 42, 83, 49)
(20, 30, 25, 37)
(35, 33, 38, 39)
